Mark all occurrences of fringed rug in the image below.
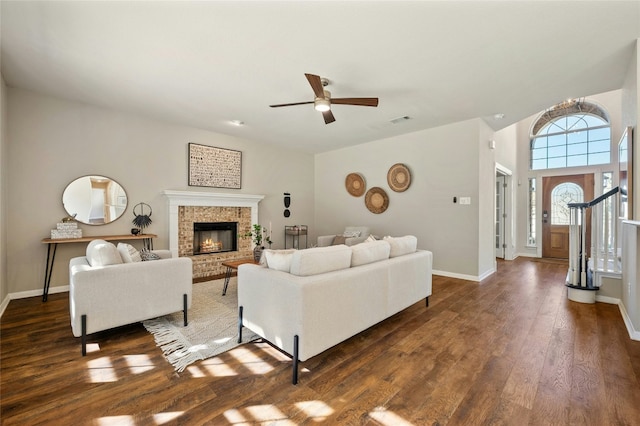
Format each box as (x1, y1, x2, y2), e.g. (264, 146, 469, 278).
(143, 277, 258, 372)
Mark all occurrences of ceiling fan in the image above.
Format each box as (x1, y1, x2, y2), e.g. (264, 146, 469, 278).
(269, 73, 379, 124)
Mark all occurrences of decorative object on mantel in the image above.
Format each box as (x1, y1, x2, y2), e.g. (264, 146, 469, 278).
(188, 143, 242, 189)
(345, 172, 366, 197)
(387, 163, 412, 192)
(241, 224, 273, 262)
(50, 220, 82, 239)
(365, 187, 389, 214)
(132, 202, 153, 233)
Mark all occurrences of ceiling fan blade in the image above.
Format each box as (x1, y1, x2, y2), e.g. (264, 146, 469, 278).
(305, 73, 326, 99)
(323, 110, 336, 124)
(269, 101, 314, 108)
(331, 97, 379, 107)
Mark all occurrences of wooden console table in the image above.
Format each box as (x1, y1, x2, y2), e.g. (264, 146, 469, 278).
(41, 234, 157, 302)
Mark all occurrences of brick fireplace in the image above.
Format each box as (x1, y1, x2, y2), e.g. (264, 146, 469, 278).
(163, 190, 264, 279)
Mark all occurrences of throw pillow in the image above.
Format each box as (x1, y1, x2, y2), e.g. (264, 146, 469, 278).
(383, 235, 418, 257)
(332, 235, 347, 245)
(289, 245, 352, 276)
(365, 234, 377, 243)
(117, 242, 142, 263)
(343, 230, 361, 238)
(140, 250, 161, 261)
(351, 240, 391, 267)
(264, 249, 296, 272)
(86, 239, 123, 267)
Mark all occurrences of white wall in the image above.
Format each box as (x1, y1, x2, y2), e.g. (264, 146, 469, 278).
(621, 40, 639, 335)
(0, 75, 7, 307)
(6, 88, 315, 295)
(315, 118, 491, 279)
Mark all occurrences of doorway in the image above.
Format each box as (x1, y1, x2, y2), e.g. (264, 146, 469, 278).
(496, 174, 506, 259)
(541, 174, 594, 259)
(495, 163, 513, 262)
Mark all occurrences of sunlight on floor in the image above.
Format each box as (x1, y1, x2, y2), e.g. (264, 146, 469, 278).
(87, 356, 118, 383)
(369, 406, 415, 425)
(224, 405, 294, 425)
(295, 400, 334, 421)
(191, 356, 238, 377)
(229, 347, 274, 374)
(152, 411, 184, 424)
(97, 415, 135, 425)
(124, 354, 155, 374)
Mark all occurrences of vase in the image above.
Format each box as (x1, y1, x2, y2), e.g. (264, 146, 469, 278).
(253, 246, 265, 262)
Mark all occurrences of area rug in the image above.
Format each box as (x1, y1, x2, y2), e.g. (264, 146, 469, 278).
(143, 277, 258, 372)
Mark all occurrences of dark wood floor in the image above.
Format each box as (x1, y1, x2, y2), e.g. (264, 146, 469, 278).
(2, 258, 640, 425)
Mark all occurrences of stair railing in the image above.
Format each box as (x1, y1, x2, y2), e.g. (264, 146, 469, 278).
(567, 186, 619, 288)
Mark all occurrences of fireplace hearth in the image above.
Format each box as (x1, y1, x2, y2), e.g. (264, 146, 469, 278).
(193, 222, 238, 255)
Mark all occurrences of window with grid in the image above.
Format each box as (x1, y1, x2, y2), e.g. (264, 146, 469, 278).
(530, 106, 610, 170)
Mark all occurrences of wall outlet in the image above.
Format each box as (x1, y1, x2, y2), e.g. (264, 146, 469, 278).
(460, 197, 471, 205)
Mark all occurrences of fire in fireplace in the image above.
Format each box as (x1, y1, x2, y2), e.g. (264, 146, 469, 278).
(193, 222, 238, 255)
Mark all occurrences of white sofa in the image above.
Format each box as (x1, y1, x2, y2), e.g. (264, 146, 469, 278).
(316, 225, 371, 247)
(69, 239, 193, 355)
(237, 236, 432, 384)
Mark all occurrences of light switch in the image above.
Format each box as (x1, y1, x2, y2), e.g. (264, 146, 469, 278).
(460, 197, 471, 205)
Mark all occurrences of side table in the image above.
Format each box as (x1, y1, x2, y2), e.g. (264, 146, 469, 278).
(284, 225, 308, 249)
(221, 258, 258, 296)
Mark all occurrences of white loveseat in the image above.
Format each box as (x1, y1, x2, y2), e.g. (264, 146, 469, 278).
(69, 239, 193, 355)
(237, 236, 432, 384)
(316, 225, 371, 247)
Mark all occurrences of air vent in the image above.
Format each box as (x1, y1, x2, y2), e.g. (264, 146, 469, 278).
(390, 116, 412, 124)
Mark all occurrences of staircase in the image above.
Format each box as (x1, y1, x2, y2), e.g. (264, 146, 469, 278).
(566, 186, 621, 303)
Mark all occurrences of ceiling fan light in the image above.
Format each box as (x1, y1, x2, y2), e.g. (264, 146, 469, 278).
(314, 97, 331, 112)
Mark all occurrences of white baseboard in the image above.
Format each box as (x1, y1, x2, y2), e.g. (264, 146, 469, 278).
(0, 294, 10, 318)
(433, 269, 480, 282)
(1, 285, 70, 318)
(595, 295, 620, 305)
(618, 301, 640, 341)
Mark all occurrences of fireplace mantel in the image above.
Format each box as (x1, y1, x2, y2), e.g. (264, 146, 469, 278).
(163, 190, 264, 255)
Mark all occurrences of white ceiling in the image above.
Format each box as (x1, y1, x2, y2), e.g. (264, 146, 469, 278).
(2, 1, 639, 154)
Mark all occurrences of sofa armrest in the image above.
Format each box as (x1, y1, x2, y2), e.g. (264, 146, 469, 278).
(317, 235, 337, 247)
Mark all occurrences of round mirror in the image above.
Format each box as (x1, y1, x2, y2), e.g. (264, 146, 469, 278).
(62, 175, 128, 225)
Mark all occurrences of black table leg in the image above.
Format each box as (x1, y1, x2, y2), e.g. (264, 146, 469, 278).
(43, 243, 58, 302)
(222, 266, 233, 296)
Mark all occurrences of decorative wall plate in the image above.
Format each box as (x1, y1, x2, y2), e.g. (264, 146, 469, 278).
(387, 163, 411, 192)
(345, 172, 366, 197)
(365, 187, 389, 214)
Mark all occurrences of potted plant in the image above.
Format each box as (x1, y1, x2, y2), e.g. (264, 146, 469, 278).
(241, 224, 273, 261)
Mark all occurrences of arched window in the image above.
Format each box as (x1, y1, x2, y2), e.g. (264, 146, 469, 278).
(530, 100, 610, 170)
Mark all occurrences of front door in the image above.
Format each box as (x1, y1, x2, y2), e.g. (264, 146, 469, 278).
(542, 174, 594, 259)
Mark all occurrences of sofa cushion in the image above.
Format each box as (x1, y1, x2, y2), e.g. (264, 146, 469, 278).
(263, 249, 296, 272)
(86, 239, 123, 267)
(383, 235, 418, 257)
(289, 245, 352, 276)
(350, 240, 391, 267)
(117, 243, 142, 263)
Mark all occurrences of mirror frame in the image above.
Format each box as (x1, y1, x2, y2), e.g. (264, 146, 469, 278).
(62, 175, 128, 225)
(618, 127, 633, 220)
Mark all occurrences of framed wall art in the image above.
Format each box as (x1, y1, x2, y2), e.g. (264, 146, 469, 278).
(188, 143, 242, 189)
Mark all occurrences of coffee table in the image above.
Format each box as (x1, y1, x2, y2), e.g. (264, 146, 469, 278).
(221, 258, 258, 295)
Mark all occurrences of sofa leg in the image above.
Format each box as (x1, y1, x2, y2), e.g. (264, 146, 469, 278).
(183, 294, 188, 326)
(425, 296, 429, 307)
(81, 314, 87, 356)
(292, 335, 299, 385)
(237, 306, 243, 344)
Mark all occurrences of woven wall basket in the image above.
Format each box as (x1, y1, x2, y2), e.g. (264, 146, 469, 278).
(387, 163, 411, 192)
(365, 187, 389, 214)
(345, 172, 366, 197)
